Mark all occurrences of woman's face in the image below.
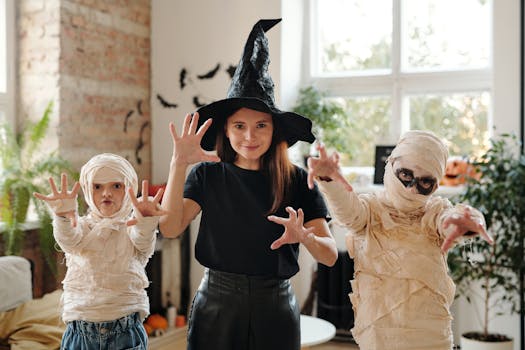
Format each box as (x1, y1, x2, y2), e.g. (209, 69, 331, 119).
(225, 108, 273, 170)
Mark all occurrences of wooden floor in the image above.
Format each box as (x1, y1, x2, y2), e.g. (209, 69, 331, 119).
(148, 326, 359, 350)
(310, 340, 359, 349)
(148, 329, 358, 350)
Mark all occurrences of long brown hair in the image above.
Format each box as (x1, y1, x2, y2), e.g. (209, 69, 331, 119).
(216, 113, 295, 215)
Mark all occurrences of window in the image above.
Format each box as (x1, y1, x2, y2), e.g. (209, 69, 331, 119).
(306, 0, 492, 167)
(0, 0, 14, 125)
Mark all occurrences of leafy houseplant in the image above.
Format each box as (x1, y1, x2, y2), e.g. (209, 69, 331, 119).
(291, 86, 352, 160)
(0, 101, 75, 271)
(447, 133, 524, 347)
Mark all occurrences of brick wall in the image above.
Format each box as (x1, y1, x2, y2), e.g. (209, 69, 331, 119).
(17, 0, 151, 181)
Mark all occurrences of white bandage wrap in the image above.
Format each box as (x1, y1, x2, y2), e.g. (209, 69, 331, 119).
(46, 198, 78, 215)
(382, 130, 448, 212)
(79, 153, 138, 220)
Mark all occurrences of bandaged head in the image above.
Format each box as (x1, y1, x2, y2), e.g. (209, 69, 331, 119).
(79, 153, 138, 220)
(383, 130, 448, 211)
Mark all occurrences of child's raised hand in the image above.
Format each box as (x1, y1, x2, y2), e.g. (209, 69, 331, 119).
(33, 173, 80, 227)
(307, 142, 353, 192)
(169, 112, 221, 167)
(441, 205, 494, 253)
(267, 207, 316, 250)
(127, 180, 168, 226)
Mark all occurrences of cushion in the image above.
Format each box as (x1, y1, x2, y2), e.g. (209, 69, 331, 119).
(0, 256, 32, 312)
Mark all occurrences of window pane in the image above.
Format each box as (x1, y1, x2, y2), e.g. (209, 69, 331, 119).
(0, 0, 6, 92)
(325, 96, 391, 167)
(408, 92, 490, 158)
(403, 0, 491, 71)
(315, 0, 392, 75)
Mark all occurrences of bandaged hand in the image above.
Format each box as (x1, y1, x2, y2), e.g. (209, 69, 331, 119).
(441, 205, 494, 253)
(307, 142, 353, 192)
(127, 180, 168, 226)
(267, 207, 316, 250)
(33, 173, 80, 227)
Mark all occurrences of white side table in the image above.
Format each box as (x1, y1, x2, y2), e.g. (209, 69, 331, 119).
(300, 314, 336, 349)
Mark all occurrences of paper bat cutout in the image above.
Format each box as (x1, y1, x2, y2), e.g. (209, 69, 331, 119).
(197, 63, 221, 80)
(157, 94, 178, 109)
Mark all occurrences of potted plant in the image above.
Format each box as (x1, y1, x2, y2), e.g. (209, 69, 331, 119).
(0, 101, 76, 271)
(291, 85, 351, 164)
(447, 133, 524, 350)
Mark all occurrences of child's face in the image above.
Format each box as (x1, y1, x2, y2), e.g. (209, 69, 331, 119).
(92, 182, 126, 217)
(392, 158, 437, 195)
(225, 108, 273, 170)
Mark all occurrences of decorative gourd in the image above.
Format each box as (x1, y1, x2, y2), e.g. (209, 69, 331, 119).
(441, 156, 478, 186)
(143, 323, 154, 336)
(146, 313, 168, 331)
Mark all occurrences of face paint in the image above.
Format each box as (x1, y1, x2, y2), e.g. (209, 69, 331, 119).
(395, 167, 437, 195)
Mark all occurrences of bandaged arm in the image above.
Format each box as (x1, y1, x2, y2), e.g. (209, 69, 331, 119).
(48, 198, 82, 252)
(129, 210, 159, 258)
(317, 180, 368, 232)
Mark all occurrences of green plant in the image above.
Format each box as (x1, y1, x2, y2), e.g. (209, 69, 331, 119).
(0, 101, 76, 271)
(447, 133, 525, 341)
(292, 86, 353, 157)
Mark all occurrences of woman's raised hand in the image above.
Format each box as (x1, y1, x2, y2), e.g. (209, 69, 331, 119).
(33, 173, 80, 227)
(268, 207, 316, 249)
(169, 112, 220, 166)
(307, 142, 353, 192)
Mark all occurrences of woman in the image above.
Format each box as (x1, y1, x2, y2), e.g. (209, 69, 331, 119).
(159, 19, 337, 350)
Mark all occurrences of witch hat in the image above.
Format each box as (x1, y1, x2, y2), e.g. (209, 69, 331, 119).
(196, 18, 315, 151)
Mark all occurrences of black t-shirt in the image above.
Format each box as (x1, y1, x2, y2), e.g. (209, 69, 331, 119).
(184, 162, 330, 279)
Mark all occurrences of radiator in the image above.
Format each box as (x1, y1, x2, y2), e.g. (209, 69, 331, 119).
(317, 250, 354, 334)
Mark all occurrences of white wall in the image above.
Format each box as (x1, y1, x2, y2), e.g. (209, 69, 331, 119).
(151, 1, 523, 347)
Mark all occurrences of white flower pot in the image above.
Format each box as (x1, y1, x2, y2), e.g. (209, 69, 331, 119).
(461, 335, 513, 350)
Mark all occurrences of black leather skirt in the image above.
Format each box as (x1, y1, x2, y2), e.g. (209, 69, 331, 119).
(187, 268, 300, 350)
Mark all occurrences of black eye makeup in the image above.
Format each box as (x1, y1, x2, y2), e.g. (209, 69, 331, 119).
(395, 168, 437, 195)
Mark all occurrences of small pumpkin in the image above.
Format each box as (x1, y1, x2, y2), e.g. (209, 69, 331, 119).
(441, 156, 478, 186)
(143, 323, 154, 336)
(146, 313, 168, 331)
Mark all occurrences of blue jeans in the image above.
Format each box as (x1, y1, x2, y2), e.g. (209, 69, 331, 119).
(60, 312, 147, 350)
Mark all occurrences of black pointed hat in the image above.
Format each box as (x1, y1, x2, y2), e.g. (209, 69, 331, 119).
(196, 18, 315, 151)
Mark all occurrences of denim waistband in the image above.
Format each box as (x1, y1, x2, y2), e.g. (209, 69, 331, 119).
(68, 312, 141, 335)
(203, 268, 290, 295)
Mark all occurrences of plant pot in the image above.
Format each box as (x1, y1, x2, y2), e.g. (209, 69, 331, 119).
(461, 334, 513, 350)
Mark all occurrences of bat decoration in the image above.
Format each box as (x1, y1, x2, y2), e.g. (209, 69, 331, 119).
(123, 110, 134, 132)
(197, 63, 221, 80)
(137, 100, 143, 116)
(180, 68, 188, 89)
(157, 94, 178, 109)
(226, 65, 237, 78)
(192, 96, 207, 108)
(135, 121, 150, 165)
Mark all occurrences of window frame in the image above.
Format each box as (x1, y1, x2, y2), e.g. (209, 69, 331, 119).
(0, 0, 15, 126)
(305, 0, 493, 144)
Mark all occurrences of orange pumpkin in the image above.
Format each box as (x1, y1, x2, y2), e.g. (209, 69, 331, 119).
(441, 156, 478, 186)
(146, 313, 168, 331)
(143, 323, 154, 336)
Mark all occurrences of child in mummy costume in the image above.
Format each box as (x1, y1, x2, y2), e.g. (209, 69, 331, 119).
(34, 153, 166, 350)
(307, 131, 494, 350)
